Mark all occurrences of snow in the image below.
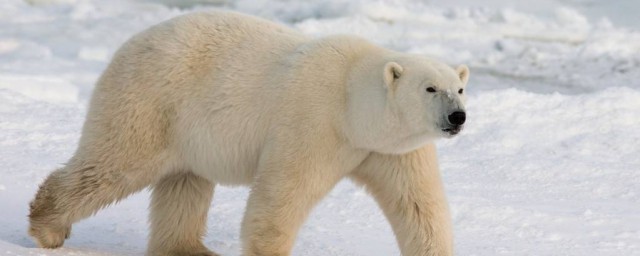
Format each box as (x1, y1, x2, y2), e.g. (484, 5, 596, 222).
(1, 0, 639, 255)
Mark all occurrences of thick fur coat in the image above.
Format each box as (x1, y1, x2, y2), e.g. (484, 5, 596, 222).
(29, 11, 469, 256)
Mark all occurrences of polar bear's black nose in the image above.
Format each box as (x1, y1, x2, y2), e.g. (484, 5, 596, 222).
(448, 111, 466, 125)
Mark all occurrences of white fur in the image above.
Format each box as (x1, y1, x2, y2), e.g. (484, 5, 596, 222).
(28, 11, 470, 256)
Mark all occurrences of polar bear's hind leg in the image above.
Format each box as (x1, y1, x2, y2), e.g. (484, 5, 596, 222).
(28, 87, 177, 248)
(148, 172, 217, 256)
(28, 153, 172, 248)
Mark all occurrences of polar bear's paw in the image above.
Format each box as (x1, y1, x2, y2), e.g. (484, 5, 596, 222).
(28, 223, 70, 249)
(166, 251, 220, 256)
(149, 246, 220, 256)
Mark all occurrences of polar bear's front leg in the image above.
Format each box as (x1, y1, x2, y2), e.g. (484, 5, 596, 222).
(351, 144, 453, 256)
(240, 138, 367, 256)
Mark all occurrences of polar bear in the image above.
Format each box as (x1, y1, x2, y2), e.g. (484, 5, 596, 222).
(29, 11, 469, 256)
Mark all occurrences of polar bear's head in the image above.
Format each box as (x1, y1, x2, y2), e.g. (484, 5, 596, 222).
(345, 55, 469, 154)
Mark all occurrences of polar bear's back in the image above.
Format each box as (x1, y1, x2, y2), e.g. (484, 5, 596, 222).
(80, 11, 311, 184)
(88, 10, 310, 128)
(105, 11, 307, 92)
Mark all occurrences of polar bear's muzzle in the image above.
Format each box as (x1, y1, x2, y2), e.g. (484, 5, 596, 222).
(442, 111, 465, 136)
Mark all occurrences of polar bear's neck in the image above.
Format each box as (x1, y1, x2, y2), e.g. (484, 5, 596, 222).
(342, 50, 424, 154)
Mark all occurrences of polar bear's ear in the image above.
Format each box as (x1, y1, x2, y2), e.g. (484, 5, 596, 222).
(456, 65, 470, 84)
(383, 62, 403, 89)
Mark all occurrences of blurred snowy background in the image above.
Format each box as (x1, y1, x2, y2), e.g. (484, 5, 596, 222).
(0, 0, 639, 255)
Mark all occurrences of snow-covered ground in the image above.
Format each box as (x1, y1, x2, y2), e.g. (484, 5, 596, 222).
(1, 0, 639, 255)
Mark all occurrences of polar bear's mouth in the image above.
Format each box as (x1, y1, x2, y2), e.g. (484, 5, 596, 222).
(443, 125, 463, 136)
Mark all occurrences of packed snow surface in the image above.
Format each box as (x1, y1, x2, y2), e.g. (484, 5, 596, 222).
(1, 0, 639, 255)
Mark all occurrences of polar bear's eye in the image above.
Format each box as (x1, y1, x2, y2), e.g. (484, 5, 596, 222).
(426, 87, 436, 93)
(458, 89, 464, 94)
